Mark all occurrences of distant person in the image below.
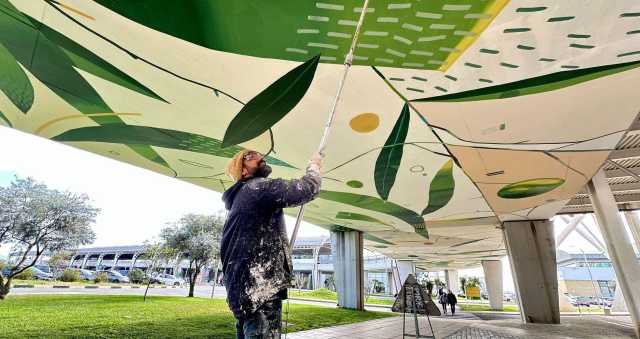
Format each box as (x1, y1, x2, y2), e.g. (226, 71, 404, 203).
(438, 287, 444, 297)
(447, 290, 458, 316)
(439, 291, 448, 315)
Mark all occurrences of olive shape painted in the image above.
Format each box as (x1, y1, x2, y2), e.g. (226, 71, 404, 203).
(497, 178, 565, 199)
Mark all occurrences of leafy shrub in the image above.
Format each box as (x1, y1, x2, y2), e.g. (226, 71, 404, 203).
(13, 268, 33, 280)
(128, 269, 145, 284)
(94, 272, 108, 283)
(0, 260, 6, 271)
(59, 269, 81, 282)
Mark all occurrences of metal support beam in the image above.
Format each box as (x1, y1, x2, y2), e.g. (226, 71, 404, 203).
(556, 215, 585, 246)
(587, 169, 640, 337)
(624, 211, 640, 254)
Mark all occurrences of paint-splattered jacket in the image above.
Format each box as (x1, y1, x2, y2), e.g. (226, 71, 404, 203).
(221, 170, 321, 319)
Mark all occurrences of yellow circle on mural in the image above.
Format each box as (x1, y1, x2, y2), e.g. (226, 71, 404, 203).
(349, 113, 380, 133)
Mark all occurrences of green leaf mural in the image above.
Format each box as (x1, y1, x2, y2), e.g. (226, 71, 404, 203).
(422, 160, 455, 215)
(52, 124, 294, 167)
(0, 1, 172, 171)
(497, 178, 565, 199)
(29, 17, 166, 103)
(375, 103, 410, 201)
(0, 42, 33, 113)
(412, 60, 640, 102)
(335, 212, 391, 226)
(222, 54, 320, 148)
(319, 190, 428, 238)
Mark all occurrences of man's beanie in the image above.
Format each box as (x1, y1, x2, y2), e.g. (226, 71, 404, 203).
(226, 150, 249, 182)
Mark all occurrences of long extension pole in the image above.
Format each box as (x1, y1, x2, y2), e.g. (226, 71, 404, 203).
(289, 0, 370, 248)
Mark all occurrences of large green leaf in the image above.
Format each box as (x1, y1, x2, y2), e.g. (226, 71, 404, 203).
(28, 17, 166, 103)
(52, 124, 294, 167)
(319, 190, 428, 238)
(222, 54, 320, 148)
(422, 160, 455, 215)
(412, 60, 640, 102)
(374, 103, 409, 200)
(0, 42, 33, 113)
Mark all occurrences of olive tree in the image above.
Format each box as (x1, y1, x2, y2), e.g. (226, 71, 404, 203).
(139, 241, 177, 301)
(0, 177, 98, 299)
(161, 214, 223, 297)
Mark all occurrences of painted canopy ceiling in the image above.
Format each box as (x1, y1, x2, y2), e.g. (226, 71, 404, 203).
(1, 0, 640, 269)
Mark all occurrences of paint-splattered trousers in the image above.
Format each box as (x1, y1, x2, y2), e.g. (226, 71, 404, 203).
(236, 298, 283, 339)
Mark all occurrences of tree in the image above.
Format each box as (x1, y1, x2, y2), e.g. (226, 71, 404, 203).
(49, 251, 73, 279)
(161, 214, 224, 297)
(138, 241, 177, 301)
(0, 177, 98, 299)
(459, 276, 467, 295)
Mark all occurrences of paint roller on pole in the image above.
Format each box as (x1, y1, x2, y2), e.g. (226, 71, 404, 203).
(289, 0, 371, 248)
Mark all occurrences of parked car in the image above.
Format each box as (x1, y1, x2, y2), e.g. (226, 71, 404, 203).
(2, 266, 53, 280)
(150, 273, 184, 287)
(77, 269, 96, 281)
(98, 270, 130, 283)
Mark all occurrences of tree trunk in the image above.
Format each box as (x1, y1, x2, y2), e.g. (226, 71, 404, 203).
(0, 280, 11, 300)
(188, 267, 200, 297)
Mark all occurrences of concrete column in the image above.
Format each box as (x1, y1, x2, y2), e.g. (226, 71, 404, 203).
(587, 169, 640, 336)
(112, 253, 120, 270)
(80, 255, 89, 269)
(331, 230, 364, 310)
(445, 269, 459, 294)
(481, 260, 503, 310)
(130, 253, 138, 270)
(503, 220, 560, 324)
(311, 247, 320, 290)
(96, 254, 104, 270)
(624, 211, 640, 254)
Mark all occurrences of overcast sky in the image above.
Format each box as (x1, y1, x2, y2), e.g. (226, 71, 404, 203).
(0, 125, 620, 291)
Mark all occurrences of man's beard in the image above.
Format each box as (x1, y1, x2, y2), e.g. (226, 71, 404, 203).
(253, 163, 272, 178)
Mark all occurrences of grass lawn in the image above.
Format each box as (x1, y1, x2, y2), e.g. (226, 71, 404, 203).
(289, 288, 395, 306)
(0, 295, 395, 338)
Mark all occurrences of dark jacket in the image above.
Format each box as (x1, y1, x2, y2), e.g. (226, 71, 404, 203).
(221, 170, 321, 319)
(447, 292, 457, 305)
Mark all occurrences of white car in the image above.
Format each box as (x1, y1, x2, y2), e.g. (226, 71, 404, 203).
(151, 273, 184, 287)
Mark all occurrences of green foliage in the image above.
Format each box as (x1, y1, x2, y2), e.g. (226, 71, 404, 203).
(0, 260, 6, 270)
(128, 269, 146, 284)
(466, 276, 481, 288)
(94, 272, 108, 284)
(0, 295, 395, 338)
(222, 54, 320, 148)
(13, 268, 33, 280)
(59, 269, 80, 282)
(459, 277, 467, 293)
(374, 103, 410, 201)
(161, 213, 225, 296)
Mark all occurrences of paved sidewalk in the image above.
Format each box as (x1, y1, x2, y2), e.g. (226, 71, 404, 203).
(287, 312, 636, 338)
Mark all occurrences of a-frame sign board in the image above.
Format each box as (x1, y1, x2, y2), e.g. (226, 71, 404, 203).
(392, 274, 438, 338)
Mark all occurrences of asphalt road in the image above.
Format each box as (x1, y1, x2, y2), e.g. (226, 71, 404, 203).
(9, 285, 227, 298)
